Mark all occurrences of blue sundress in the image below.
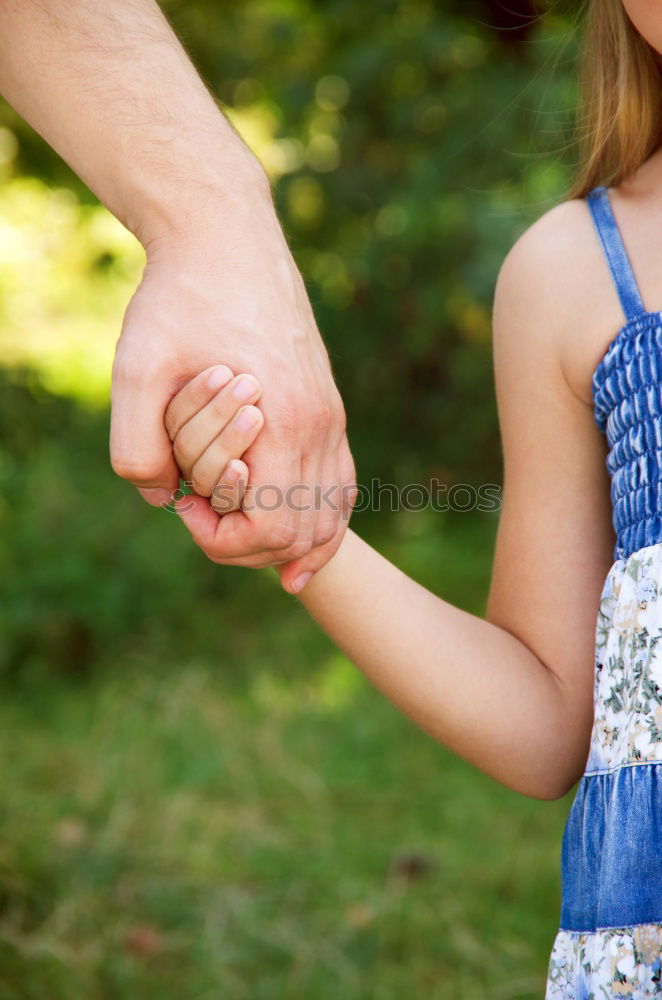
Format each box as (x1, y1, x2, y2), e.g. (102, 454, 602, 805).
(545, 185, 662, 998)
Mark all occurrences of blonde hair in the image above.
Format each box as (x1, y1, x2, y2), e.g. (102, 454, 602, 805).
(568, 0, 662, 199)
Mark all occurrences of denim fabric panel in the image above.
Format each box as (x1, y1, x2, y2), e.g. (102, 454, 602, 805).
(586, 186, 646, 323)
(560, 762, 662, 932)
(585, 183, 662, 561)
(591, 314, 662, 559)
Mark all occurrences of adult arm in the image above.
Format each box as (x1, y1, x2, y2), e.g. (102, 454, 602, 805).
(0, 0, 355, 589)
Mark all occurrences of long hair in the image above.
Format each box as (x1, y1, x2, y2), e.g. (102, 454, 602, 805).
(568, 0, 662, 199)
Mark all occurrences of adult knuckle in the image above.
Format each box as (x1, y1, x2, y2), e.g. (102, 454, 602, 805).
(252, 555, 277, 569)
(310, 401, 333, 435)
(345, 485, 359, 513)
(332, 397, 348, 438)
(272, 390, 307, 436)
(273, 392, 339, 440)
(314, 522, 337, 548)
(283, 537, 312, 561)
(259, 519, 299, 551)
(112, 352, 158, 388)
(333, 414, 347, 443)
(273, 525, 300, 551)
(110, 354, 133, 386)
(276, 407, 300, 439)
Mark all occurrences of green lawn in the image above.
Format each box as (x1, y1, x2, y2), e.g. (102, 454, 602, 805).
(0, 659, 571, 1000)
(0, 378, 571, 998)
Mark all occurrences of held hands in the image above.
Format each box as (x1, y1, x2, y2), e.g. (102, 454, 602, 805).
(164, 365, 354, 592)
(110, 187, 355, 594)
(0, 0, 355, 594)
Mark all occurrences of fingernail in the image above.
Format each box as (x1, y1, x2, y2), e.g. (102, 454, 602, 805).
(207, 366, 233, 390)
(138, 487, 172, 508)
(233, 406, 259, 431)
(225, 459, 243, 481)
(232, 375, 258, 401)
(292, 572, 313, 593)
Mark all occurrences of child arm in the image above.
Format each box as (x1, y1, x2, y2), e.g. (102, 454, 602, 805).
(173, 204, 615, 800)
(292, 207, 615, 800)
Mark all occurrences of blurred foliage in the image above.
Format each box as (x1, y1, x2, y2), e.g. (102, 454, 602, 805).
(0, 0, 581, 485)
(0, 175, 143, 403)
(0, 1, 583, 995)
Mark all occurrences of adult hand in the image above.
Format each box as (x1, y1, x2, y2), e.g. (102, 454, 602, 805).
(0, 0, 356, 590)
(110, 180, 356, 593)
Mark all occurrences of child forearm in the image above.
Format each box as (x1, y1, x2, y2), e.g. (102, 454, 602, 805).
(297, 529, 590, 800)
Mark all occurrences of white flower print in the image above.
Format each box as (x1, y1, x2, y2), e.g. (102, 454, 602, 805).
(546, 924, 662, 999)
(588, 544, 662, 771)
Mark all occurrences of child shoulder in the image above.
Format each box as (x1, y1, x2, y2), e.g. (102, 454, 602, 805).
(496, 197, 595, 316)
(493, 195, 604, 374)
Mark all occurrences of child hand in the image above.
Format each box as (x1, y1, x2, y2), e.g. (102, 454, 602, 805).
(164, 364, 263, 513)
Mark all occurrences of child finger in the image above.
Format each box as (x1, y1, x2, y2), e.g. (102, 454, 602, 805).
(189, 404, 264, 497)
(164, 365, 235, 439)
(210, 458, 249, 514)
(173, 375, 262, 479)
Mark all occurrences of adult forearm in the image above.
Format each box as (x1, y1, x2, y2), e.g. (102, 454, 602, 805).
(297, 530, 591, 800)
(0, 0, 267, 246)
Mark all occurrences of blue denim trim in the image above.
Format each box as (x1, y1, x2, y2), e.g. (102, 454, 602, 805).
(560, 761, 662, 933)
(586, 185, 646, 322)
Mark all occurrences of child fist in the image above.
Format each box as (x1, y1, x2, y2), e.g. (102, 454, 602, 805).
(164, 364, 263, 513)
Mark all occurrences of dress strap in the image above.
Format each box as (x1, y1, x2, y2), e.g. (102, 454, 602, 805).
(586, 185, 646, 322)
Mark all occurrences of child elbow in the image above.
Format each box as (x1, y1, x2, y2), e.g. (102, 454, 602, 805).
(512, 759, 583, 801)
(532, 779, 574, 802)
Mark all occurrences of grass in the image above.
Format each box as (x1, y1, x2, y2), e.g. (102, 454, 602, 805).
(0, 660, 570, 1000)
(0, 520, 571, 1000)
(0, 371, 573, 998)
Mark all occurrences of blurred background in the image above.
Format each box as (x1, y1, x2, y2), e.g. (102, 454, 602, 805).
(0, 1, 581, 997)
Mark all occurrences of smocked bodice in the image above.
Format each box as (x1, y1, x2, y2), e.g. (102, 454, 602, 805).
(592, 312, 662, 561)
(586, 185, 662, 563)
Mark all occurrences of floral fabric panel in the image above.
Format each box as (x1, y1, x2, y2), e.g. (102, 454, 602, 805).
(586, 544, 662, 774)
(546, 924, 662, 999)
